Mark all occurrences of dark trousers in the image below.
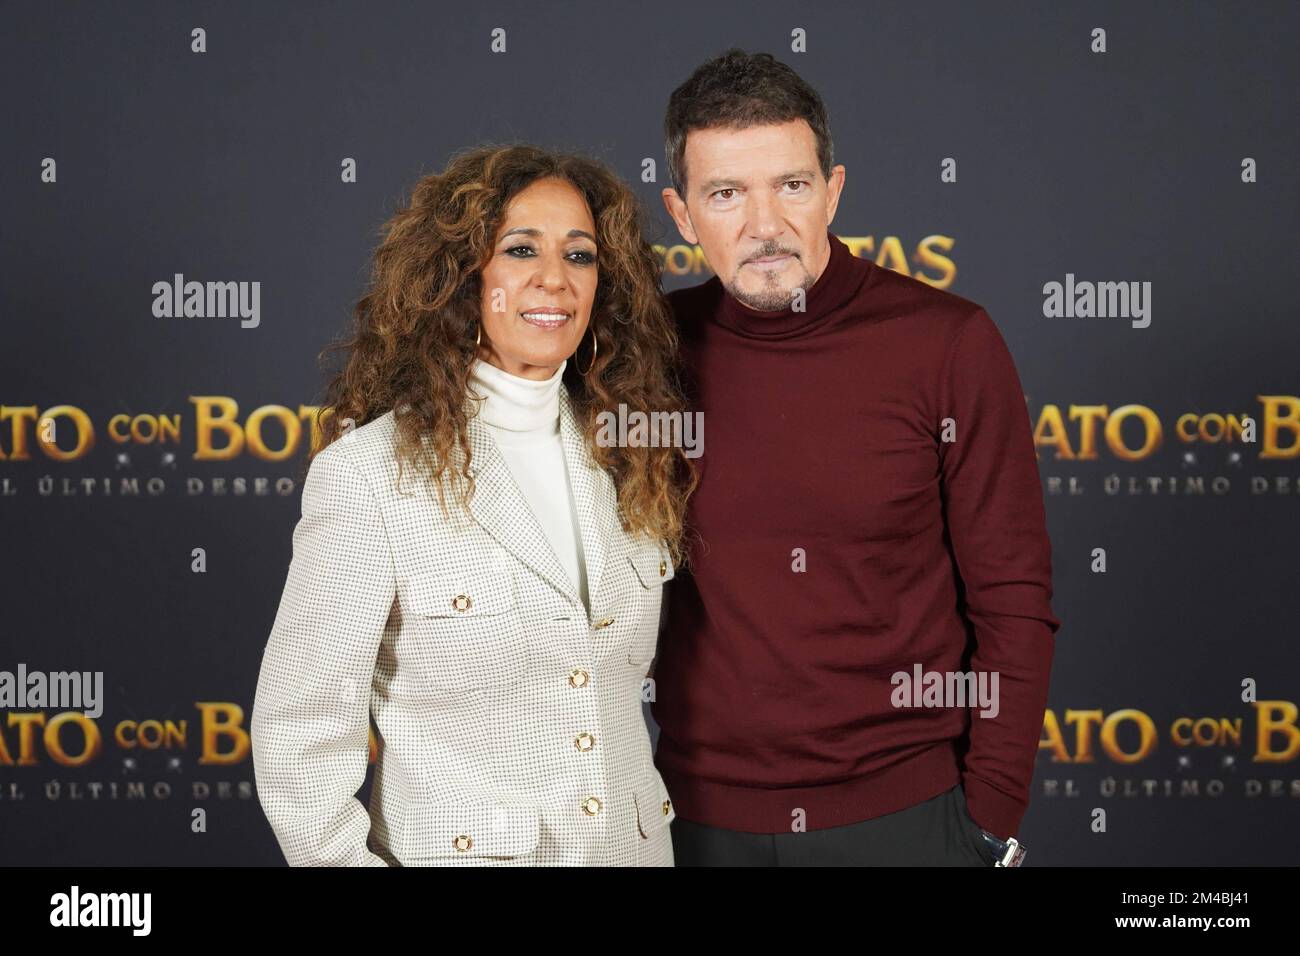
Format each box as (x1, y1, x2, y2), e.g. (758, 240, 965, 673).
(670, 784, 998, 866)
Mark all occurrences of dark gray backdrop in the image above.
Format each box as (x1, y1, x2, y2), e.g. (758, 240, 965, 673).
(2, 0, 1297, 865)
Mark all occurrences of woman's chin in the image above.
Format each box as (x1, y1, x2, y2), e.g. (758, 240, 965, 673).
(490, 350, 574, 378)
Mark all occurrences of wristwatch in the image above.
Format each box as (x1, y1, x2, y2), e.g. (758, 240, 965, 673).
(979, 830, 1027, 867)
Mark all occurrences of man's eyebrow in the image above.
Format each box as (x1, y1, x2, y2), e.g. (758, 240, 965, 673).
(697, 170, 819, 194)
(499, 227, 597, 243)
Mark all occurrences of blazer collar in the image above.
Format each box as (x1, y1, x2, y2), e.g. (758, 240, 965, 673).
(459, 385, 620, 611)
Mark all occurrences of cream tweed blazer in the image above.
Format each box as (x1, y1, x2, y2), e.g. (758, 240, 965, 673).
(251, 389, 677, 865)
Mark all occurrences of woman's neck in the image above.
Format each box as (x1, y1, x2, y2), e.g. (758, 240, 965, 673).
(468, 357, 565, 435)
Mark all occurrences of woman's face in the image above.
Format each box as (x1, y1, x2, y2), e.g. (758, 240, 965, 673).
(477, 177, 599, 380)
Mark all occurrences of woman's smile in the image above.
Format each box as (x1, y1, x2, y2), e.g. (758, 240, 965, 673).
(520, 307, 573, 330)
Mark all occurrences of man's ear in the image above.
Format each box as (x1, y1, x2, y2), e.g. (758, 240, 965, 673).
(824, 164, 846, 227)
(660, 187, 699, 245)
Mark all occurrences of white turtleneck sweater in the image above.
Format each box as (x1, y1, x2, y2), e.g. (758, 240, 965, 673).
(468, 358, 590, 612)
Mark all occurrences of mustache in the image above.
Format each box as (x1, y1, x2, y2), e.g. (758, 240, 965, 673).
(744, 247, 799, 263)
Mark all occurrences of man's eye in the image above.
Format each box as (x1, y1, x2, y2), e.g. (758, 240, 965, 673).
(785, 181, 808, 192)
(713, 188, 736, 201)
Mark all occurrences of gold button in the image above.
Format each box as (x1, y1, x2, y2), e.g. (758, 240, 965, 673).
(594, 617, 614, 629)
(452, 834, 472, 852)
(658, 560, 667, 577)
(574, 732, 596, 752)
(568, 668, 589, 688)
(662, 799, 671, 816)
(582, 796, 603, 816)
(451, 594, 472, 612)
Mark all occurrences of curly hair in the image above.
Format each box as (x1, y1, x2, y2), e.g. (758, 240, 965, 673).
(312, 143, 697, 567)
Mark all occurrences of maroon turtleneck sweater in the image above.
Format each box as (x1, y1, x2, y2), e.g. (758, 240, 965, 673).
(652, 231, 1060, 840)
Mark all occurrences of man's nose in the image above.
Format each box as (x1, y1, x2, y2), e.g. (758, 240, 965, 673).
(746, 192, 784, 242)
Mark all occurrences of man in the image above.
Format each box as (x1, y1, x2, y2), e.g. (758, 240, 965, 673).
(651, 48, 1061, 866)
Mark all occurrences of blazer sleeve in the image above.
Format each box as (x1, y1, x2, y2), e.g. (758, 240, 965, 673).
(937, 308, 1061, 840)
(251, 439, 396, 866)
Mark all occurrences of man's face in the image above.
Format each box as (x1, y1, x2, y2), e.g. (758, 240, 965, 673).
(662, 119, 845, 312)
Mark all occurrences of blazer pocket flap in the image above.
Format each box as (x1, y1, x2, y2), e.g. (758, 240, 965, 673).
(398, 801, 541, 861)
(404, 560, 516, 618)
(634, 775, 677, 836)
(627, 543, 675, 588)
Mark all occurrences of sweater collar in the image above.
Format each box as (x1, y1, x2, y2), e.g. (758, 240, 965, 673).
(714, 231, 861, 339)
(468, 357, 564, 435)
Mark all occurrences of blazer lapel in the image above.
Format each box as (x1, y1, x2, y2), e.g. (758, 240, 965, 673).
(463, 411, 585, 610)
(409, 389, 623, 619)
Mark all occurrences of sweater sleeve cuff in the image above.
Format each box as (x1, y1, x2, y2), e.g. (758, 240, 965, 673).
(961, 773, 1028, 841)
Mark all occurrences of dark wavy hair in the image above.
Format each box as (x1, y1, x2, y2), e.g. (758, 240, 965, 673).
(664, 48, 834, 198)
(313, 143, 697, 566)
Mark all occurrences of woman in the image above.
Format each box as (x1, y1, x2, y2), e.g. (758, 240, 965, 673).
(251, 144, 696, 866)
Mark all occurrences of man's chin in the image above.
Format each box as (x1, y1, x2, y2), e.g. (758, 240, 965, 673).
(728, 283, 803, 313)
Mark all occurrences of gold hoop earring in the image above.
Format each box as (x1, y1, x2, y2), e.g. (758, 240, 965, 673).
(475, 322, 482, 348)
(576, 326, 598, 376)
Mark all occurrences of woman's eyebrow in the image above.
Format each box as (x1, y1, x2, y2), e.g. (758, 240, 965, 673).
(500, 226, 597, 243)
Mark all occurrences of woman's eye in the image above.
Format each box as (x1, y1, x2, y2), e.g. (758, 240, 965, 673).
(505, 245, 595, 265)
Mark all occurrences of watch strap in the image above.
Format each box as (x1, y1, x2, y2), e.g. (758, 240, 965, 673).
(979, 830, 1028, 867)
